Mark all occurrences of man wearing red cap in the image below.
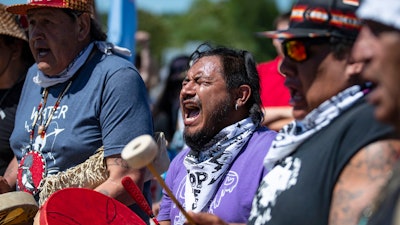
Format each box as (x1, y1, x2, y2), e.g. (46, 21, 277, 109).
(1, 0, 154, 224)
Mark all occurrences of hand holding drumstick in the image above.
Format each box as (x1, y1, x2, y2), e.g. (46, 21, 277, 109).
(121, 134, 196, 225)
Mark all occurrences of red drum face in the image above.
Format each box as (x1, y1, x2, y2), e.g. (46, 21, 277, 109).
(40, 188, 147, 225)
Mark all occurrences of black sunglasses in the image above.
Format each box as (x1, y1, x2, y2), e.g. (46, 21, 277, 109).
(189, 42, 252, 66)
(189, 42, 214, 67)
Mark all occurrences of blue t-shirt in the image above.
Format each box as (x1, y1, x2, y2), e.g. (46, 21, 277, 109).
(10, 49, 153, 201)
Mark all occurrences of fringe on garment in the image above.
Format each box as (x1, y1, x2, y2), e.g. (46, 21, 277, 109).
(37, 132, 170, 206)
(38, 147, 108, 206)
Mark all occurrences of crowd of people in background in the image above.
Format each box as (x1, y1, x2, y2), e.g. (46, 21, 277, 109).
(0, 0, 400, 224)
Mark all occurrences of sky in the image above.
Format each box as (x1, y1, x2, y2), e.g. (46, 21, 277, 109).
(0, 0, 293, 14)
(97, 0, 293, 14)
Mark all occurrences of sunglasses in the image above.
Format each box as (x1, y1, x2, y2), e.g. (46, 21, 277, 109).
(282, 38, 331, 62)
(189, 43, 213, 67)
(189, 42, 250, 67)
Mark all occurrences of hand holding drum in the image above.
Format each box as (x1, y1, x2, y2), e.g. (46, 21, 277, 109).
(122, 135, 196, 225)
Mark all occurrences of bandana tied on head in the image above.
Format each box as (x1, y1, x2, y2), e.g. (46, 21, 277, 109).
(183, 117, 256, 212)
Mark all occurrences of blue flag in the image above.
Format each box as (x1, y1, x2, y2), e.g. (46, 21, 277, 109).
(107, 0, 137, 62)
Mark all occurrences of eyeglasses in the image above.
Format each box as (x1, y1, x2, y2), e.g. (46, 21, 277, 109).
(282, 38, 331, 62)
(188, 42, 256, 85)
(189, 42, 213, 67)
(189, 42, 250, 67)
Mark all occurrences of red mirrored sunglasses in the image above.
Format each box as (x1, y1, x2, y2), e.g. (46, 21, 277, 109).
(282, 38, 331, 62)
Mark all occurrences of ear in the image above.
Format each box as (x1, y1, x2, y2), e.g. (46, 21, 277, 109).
(235, 84, 252, 108)
(77, 13, 91, 42)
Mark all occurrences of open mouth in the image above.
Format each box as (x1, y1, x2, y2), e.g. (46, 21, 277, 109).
(36, 48, 50, 58)
(288, 87, 306, 108)
(182, 101, 200, 124)
(291, 89, 303, 101)
(365, 81, 377, 90)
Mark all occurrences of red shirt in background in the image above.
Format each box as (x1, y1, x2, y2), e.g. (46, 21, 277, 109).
(257, 56, 291, 107)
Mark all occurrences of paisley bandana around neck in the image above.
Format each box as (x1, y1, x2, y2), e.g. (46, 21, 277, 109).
(263, 85, 367, 171)
(183, 117, 257, 212)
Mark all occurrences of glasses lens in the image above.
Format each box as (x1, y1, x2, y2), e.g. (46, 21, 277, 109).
(284, 40, 307, 62)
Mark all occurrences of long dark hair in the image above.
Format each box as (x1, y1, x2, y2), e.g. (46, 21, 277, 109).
(189, 42, 264, 125)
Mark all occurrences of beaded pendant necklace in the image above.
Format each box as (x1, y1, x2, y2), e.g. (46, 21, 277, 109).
(29, 80, 73, 150)
(18, 47, 93, 195)
(18, 79, 73, 195)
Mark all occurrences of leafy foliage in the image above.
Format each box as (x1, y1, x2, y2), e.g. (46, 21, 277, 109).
(98, 0, 293, 66)
(138, 0, 286, 65)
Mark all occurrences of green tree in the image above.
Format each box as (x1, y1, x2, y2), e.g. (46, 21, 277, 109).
(137, 10, 169, 63)
(136, 0, 285, 66)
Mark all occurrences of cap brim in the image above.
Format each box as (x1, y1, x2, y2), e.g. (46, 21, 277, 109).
(256, 28, 331, 39)
(6, 4, 67, 15)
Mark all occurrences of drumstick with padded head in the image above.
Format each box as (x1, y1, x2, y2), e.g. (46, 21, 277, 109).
(121, 176, 160, 225)
(121, 135, 196, 225)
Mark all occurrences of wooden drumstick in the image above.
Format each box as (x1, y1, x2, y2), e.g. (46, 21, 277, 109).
(121, 135, 196, 225)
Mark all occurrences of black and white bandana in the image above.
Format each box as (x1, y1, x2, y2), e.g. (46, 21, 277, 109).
(248, 85, 368, 225)
(263, 85, 367, 171)
(183, 117, 256, 212)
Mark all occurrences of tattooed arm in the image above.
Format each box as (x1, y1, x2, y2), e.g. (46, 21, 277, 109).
(94, 155, 146, 206)
(329, 139, 400, 225)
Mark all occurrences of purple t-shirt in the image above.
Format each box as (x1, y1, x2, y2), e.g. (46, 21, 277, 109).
(158, 126, 276, 225)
